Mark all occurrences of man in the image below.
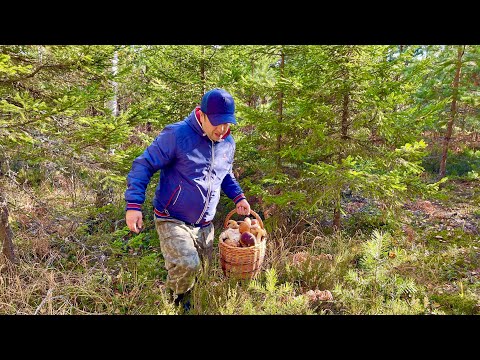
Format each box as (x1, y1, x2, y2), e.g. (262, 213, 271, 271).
(124, 88, 251, 312)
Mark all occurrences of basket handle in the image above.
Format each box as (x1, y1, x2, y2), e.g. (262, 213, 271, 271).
(223, 209, 265, 230)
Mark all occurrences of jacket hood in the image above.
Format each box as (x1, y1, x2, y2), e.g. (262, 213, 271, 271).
(186, 108, 206, 137)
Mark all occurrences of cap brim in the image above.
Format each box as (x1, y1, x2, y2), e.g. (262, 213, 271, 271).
(208, 113, 237, 126)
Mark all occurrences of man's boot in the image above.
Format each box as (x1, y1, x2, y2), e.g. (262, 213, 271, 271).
(174, 291, 192, 313)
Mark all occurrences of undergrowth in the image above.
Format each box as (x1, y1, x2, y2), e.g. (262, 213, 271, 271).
(1, 174, 479, 315)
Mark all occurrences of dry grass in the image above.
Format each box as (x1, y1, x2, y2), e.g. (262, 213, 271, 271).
(0, 255, 110, 314)
(1, 172, 479, 315)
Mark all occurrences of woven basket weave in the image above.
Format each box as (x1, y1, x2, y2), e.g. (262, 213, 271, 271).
(218, 209, 267, 280)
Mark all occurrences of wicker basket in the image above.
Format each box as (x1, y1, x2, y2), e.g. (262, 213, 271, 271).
(218, 209, 267, 280)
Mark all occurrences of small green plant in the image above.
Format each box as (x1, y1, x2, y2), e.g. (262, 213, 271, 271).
(246, 268, 313, 314)
(137, 253, 167, 281)
(334, 230, 428, 314)
(110, 227, 157, 254)
(206, 268, 313, 315)
(465, 170, 479, 181)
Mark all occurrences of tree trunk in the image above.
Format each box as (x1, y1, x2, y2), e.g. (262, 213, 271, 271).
(334, 72, 351, 231)
(333, 201, 341, 232)
(341, 91, 350, 140)
(248, 57, 256, 108)
(108, 50, 119, 117)
(38, 45, 46, 64)
(439, 46, 465, 180)
(102, 50, 118, 206)
(276, 49, 285, 169)
(0, 189, 17, 266)
(394, 45, 405, 82)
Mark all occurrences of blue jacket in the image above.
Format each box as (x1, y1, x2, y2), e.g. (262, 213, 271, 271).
(125, 108, 246, 227)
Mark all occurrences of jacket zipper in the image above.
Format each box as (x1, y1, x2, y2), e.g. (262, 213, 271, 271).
(163, 184, 181, 216)
(196, 140, 214, 224)
(171, 184, 182, 206)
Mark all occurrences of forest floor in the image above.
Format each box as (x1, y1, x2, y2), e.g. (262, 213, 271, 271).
(359, 178, 479, 314)
(399, 179, 480, 313)
(1, 176, 479, 315)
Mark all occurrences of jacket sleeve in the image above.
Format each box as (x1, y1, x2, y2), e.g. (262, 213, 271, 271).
(221, 142, 246, 205)
(221, 170, 246, 205)
(124, 127, 176, 211)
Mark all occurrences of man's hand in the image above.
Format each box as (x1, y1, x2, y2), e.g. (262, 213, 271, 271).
(126, 210, 143, 233)
(236, 199, 251, 216)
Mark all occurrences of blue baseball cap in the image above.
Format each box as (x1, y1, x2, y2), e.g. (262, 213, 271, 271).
(200, 88, 237, 126)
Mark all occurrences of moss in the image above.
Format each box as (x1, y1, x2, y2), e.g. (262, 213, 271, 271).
(430, 293, 479, 315)
(424, 229, 477, 250)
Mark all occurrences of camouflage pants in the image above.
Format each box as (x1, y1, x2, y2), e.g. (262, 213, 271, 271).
(154, 217, 214, 295)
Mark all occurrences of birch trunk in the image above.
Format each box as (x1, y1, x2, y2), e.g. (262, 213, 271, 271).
(108, 50, 119, 117)
(96, 49, 118, 208)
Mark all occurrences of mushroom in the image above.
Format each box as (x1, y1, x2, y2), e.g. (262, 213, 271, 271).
(219, 231, 228, 242)
(250, 222, 260, 233)
(315, 290, 333, 301)
(238, 221, 250, 234)
(240, 232, 256, 247)
(255, 228, 266, 243)
(225, 228, 241, 243)
(227, 220, 239, 229)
